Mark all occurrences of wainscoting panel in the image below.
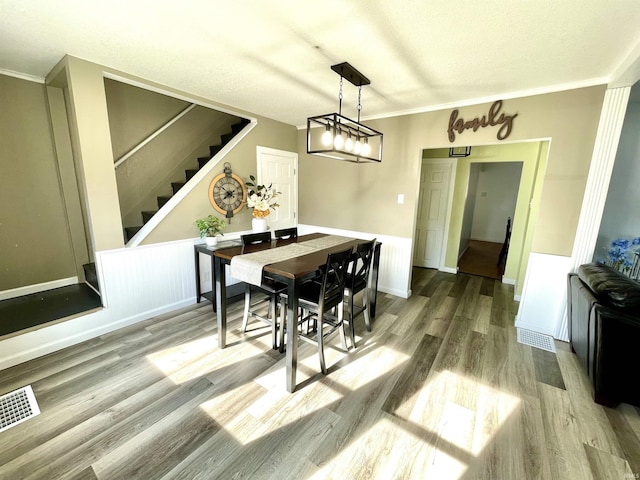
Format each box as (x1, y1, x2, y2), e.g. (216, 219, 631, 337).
(0, 239, 199, 371)
(0, 229, 412, 371)
(515, 251, 573, 339)
(298, 224, 412, 298)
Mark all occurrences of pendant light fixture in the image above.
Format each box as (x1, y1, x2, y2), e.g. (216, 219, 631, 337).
(307, 62, 383, 163)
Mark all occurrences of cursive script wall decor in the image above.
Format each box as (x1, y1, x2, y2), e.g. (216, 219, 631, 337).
(447, 100, 517, 143)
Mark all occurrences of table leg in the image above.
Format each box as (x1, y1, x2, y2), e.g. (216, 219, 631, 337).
(195, 249, 202, 304)
(370, 242, 381, 318)
(286, 279, 300, 393)
(215, 256, 227, 349)
(210, 251, 217, 313)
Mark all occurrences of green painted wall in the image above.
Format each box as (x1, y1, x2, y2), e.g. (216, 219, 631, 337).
(442, 142, 549, 295)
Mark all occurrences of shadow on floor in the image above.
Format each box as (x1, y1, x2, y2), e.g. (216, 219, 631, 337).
(0, 284, 102, 337)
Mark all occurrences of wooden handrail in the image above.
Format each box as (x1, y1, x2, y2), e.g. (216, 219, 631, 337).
(114, 103, 196, 168)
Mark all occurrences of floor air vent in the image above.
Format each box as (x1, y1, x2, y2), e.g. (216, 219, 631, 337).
(0, 385, 40, 433)
(517, 328, 556, 353)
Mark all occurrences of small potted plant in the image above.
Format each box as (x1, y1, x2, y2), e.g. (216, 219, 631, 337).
(195, 215, 226, 246)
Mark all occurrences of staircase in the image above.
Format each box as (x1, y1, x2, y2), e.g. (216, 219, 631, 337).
(123, 118, 249, 242)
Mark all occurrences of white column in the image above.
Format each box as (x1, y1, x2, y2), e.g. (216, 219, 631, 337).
(554, 86, 631, 340)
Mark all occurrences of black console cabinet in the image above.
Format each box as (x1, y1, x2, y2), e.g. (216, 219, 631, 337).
(194, 241, 245, 311)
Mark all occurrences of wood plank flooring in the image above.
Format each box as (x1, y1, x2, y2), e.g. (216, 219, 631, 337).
(1, 268, 639, 479)
(458, 240, 505, 280)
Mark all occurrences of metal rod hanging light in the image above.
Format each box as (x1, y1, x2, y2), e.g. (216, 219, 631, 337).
(307, 62, 383, 163)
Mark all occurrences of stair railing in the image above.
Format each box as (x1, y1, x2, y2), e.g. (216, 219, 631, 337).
(114, 103, 196, 169)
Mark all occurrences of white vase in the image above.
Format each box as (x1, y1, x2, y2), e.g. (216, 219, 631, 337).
(252, 217, 268, 232)
(205, 236, 218, 247)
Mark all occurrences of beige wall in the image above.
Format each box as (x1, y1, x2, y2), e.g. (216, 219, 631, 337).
(104, 78, 190, 159)
(105, 80, 242, 228)
(143, 117, 297, 244)
(62, 57, 124, 252)
(298, 86, 605, 257)
(0, 74, 77, 290)
(48, 57, 296, 249)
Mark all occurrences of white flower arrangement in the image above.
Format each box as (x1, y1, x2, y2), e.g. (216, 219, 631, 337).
(245, 175, 280, 218)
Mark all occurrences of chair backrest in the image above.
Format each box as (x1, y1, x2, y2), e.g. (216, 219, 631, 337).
(348, 239, 376, 294)
(318, 247, 353, 312)
(274, 227, 298, 240)
(241, 232, 271, 246)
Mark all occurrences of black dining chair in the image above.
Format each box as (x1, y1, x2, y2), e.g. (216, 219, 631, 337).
(344, 239, 376, 349)
(274, 227, 298, 240)
(279, 246, 353, 374)
(240, 232, 286, 350)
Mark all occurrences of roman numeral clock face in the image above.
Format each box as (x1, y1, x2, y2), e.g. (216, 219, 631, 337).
(208, 170, 247, 219)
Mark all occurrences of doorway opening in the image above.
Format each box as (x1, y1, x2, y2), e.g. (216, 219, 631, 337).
(412, 141, 549, 300)
(457, 162, 523, 280)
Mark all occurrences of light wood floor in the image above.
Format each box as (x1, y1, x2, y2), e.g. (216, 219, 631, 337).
(1, 269, 639, 479)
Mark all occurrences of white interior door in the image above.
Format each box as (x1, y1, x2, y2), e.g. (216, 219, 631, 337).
(414, 161, 453, 269)
(256, 146, 298, 232)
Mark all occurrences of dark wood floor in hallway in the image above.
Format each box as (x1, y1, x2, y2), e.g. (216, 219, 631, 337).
(0, 268, 638, 479)
(458, 240, 505, 280)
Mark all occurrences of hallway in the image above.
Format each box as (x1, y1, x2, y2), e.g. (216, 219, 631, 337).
(458, 240, 505, 280)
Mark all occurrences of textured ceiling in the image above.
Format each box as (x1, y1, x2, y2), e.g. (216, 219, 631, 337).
(2, 0, 640, 125)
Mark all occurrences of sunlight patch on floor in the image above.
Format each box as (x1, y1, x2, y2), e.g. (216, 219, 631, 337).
(198, 384, 268, 446)
(146, 334, 266, 384)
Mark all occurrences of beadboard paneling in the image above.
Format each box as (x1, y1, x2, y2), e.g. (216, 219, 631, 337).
(298, 224, 412, 298)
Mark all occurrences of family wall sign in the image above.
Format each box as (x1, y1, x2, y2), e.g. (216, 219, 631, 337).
(447, 100, 517, 143)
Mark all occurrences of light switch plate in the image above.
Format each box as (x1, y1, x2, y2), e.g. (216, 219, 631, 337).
(397, 194, 405, 204)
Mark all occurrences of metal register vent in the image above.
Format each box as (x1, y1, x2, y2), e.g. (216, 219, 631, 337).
(0, 385, 41, 433)
(517, 328, 556, 353)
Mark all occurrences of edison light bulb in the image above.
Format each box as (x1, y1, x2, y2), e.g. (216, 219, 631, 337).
(354, 138, 362, 154)
(362, 139, 371, 156)
(345, 133, 354, 151)
(334, 131, 344, 149)
(321, 127, 332, 146)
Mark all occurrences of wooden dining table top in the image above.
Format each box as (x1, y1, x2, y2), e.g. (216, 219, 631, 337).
(213, 233, 361, 280)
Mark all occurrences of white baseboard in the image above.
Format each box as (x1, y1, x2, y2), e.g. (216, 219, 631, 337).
(0, 298, 193, 371)
(514, 294, 522, 301)
(440, 266, 458, 274)
(0, 277, 79, 301)
(502, 277, 516, 285)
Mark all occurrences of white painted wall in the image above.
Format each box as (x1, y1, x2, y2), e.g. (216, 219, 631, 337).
(470, 162, 523, 243)
(458, 163, 480, 258)
(516, 252, 573, 336)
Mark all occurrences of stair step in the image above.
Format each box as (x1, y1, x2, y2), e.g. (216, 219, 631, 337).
(171, 182, 184, 194)
(197, 157, 211, 169)
(185, 169, 198, 181)
(220, 133, 233, 145)
(141, 211, 156, 224)
(125, 226, 142, 242)
(209, 145, 222, 157)
(157, 196, 171, 208)
(231, 120, 248, 134)
(82, 262, 100, 293)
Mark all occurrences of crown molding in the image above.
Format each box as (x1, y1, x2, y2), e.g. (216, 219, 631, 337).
(0, 68, 45, 84)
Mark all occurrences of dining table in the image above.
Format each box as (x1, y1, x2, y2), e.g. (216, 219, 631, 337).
(213, 232, 381, 392)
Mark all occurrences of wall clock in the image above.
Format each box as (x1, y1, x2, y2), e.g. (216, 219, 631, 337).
(208, 162, 247, 221)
